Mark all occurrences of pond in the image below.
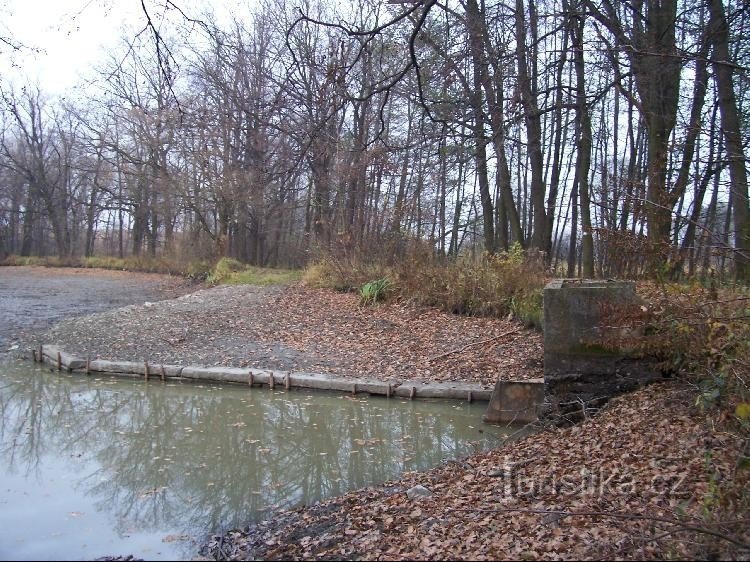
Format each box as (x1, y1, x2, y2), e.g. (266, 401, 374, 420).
(0, 360, 516, 560)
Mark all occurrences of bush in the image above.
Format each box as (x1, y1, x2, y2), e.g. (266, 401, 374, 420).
(510, 289, 544, 330)
(184, 261, 213, 282)
(619, 281, 750, 416)
(1, 255, 47, 266)
(3, 253, 213, 281)
(207, 257, 302, 286)
(206, 257, 246, 284)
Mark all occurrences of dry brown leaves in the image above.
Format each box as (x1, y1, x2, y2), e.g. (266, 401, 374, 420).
(253, 287, 543, 385)
(207, 383, 748, 560)
(47, 284, 542, 387)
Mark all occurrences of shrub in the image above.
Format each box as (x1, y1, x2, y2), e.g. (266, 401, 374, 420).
(1, 255, 46, 266)
(207, 257, 301, 286)
(359, 278, 390, 306)
(510, 289, 544, 330)
(3, 253, 214, 281)
(81, 256, 128, 270)
(184, 261, 212, 282)
(220, 266, 302, 286)
(206, 257, 246, 284)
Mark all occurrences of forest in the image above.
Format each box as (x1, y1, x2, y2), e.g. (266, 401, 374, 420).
(0, 0, 748, 282)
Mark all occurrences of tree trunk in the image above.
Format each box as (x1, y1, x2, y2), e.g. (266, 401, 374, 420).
(569, 0, 594, 277)
(515, 0, 547, 250)
(708, 0, 750, 281)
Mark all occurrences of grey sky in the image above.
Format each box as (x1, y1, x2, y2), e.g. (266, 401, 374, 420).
(1, 0, 250, 96)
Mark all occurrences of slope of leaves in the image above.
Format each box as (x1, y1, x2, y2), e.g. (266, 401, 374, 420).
(205, 383, 749, 560)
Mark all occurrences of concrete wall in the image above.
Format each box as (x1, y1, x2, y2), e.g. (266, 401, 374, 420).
(483, 379, 545, 424)
(542, 279, 663, 421)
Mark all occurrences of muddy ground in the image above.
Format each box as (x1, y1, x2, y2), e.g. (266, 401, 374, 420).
(0, 266, 193, 356)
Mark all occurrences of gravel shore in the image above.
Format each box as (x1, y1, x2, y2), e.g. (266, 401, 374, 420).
(40, 280, 542, 388)
(0, 266, 192, 356)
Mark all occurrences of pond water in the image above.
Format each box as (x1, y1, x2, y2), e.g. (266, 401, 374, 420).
(0, 361, 516, 560)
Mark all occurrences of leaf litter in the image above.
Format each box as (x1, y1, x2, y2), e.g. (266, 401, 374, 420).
(45, 284, 542, 387)
(202, 383, 748, 560)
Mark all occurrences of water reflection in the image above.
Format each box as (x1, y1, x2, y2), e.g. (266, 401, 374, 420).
(0, 361, 511, 559)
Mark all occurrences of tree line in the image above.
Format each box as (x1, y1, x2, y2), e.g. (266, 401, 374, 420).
(0, 0, 748, 281)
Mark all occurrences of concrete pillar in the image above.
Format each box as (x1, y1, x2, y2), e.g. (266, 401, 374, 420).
(542, 279, 661, 421)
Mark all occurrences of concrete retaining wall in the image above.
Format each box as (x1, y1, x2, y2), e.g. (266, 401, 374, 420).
(483, 379, 545, 424)
(542, 279, 663, 421)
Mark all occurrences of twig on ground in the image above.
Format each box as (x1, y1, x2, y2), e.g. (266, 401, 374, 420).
(427, 328, 522, 363)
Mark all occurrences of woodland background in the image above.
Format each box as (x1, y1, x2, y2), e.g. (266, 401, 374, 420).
(0, 0, 748, 282)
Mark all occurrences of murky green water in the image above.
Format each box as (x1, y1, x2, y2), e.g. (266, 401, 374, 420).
(0, 361, 515, 560)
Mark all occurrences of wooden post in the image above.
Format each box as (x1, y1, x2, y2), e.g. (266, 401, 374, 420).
(85, 357, 91, 376)
(386, 384, 391, 398)
(248, 372, 254, 386)
(269, 372, 275, 390)
(160, 364, 166, 382)
(409, 386, 416, 400)
(56, 351, 62, 371)
(467, 391, 473, 403)
(32, 349, 37, 363)
(284, 372, 291, 390)
(144, 361, 150, 381)
(352, 383, 357, 395)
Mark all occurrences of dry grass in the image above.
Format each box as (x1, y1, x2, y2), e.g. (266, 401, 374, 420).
(207, 257, 302, 286)
(304, 241, 546, 329)
(1, 254, 213, 281)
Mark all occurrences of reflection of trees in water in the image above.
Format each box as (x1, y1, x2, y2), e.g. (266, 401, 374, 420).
(0, 364, 506, 538)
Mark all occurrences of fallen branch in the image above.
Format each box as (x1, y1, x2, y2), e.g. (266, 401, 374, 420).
(427, 328, 522, 363)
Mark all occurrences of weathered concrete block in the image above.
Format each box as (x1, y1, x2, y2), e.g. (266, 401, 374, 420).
(483, 379, 544, 424)
(84, 360, 182, 377)
(544, 279, 649, 377)
(289, 372, 361, 392)
(394, 381, 491, 401)
(41, 345, 86, 370)
(182, 366, 251, 383)
(543, 279, 663, 421)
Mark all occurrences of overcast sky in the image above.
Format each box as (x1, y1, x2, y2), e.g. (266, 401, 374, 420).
(1, 0, 248, 97)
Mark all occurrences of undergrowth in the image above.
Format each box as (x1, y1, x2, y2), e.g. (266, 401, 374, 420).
(1, 253, 302, 286)
(303, 239, 546, 328)
(3, 253, 212, 282)
(627, 280, 750, 558)
(359, 278, 390, 306)
(206, 257, 302, 286)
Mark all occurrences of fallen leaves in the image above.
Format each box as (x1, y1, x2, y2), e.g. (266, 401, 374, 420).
(46, 285, 543, 387)
(203, 383, 748, 561)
